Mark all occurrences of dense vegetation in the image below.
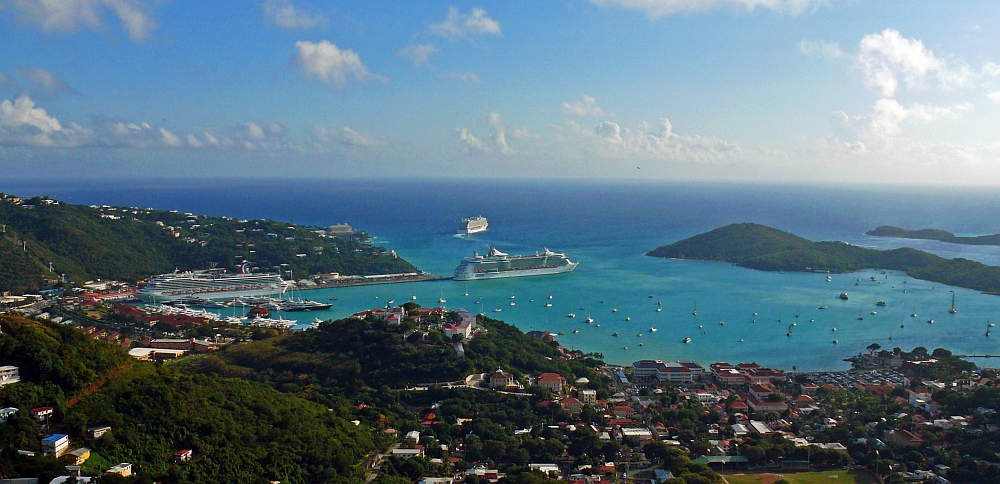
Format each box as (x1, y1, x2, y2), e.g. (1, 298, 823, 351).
(0, 194, 417, 293)
(0, 315, 377, 483)
(186, 314, 606, 404)
(647, 223, 1000, 294)
(867, 225, 1000, 246)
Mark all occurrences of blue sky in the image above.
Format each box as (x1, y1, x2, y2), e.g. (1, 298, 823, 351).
(2, 1, 1000, 184)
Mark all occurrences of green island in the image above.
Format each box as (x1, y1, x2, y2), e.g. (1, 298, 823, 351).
(867, 225, 1000, 246)
(0, 193, 417, 294)
(647, 223, 1000, 294)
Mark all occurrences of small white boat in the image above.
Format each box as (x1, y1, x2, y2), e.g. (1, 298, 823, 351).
(649, 327, 657, 332)
(411, 295, 417, 300)
(548, 295, 553, 299)
(655, 307, 662, 312)
(567, 313, 576, 318)
(927, 319, 934, 324)
(544, 302, 552, 307)
(585, 316, 594, 323)
(612, 308, 618, 313)
(625, 316, 631, 321)
(718, 321, 725, 326)
(832, 327, 837, 331)
(573, 329, 579, 333)
(911, 313, 917, 317)
(832, 339, 838, 344)
(596, 324, 600, 327)
(510, 301, 515, 306)
(683, 337, 692, 343)
(739, 338, 744, 343)
(493, 308, 502, 312)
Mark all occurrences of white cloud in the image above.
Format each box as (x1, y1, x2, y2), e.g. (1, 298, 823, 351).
(798, 39, 842, 59)
(159, 128, 182, 147)
(589, 0, 826, 17)
(312, 126, 386, 147)
(397, 44, 439, 66)
(293, 40, 384, 87)
(855, 29, 984, 98)
(561, 95, 606, 117)
(510, 127, 539, 140)
(832, 98, 971, 144)
(447, 71, 481, 83)
(245, 122, 266, 140)
(1, 0, 157, 42)
(456, 128, 490, 153)
(560, 116, 745, 163)
(185, 133, 203, 148)
(988, 92, 1000, 104)
(486, 112, 513, 155)
(263, 0, 326, 29)
(15, 67, 74, 98)
(0, 93, 90, 147)
(430, 7, 501, 39)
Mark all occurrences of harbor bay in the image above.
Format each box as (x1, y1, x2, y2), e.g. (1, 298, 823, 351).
(8, 178, 1000, 370)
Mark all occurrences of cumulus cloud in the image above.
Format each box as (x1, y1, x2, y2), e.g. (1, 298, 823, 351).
(857, 29, 976, 97)
(559, 116, 745, 163)
(456, 128, 490, 153)
(486, 112, 513, 155)
(561, 96, 606, 117)
(397, 44, 439, 66)
(0, 94, 298, 152)
(798, 39, 843, 59)
(0, 93, 90, 147)
(293, 40, 384, 87)
(264, 0, 327, 29)
(15, 67, 75, 98)
(988, 92, 1000, 104)
(430, 7, 501, 39)
(589, 0, 826, 17)
(831, 98, 971, 148)
(312, 126, 386, 147)
(1, 0, 157, 42)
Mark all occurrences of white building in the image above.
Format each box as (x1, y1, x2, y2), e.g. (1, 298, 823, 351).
(0, 365, 19, 386)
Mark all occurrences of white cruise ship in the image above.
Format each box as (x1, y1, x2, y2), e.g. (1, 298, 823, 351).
(137, 267, 287, 302)
(458, 216, 488, 235)
(454, 247, 578, 281)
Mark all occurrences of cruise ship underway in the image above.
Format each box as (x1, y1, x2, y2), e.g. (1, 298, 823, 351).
(137, 264, 287, 302)
(458, 216, 488, 235)
(453, 247, 579, 281)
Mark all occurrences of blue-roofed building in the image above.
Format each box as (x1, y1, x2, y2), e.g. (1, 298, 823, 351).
(41, 433, 70, 457)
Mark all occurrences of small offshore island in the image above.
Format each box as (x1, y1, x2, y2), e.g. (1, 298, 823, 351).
(867, 225, 1000, 246)
(647, 223, 1000, 295)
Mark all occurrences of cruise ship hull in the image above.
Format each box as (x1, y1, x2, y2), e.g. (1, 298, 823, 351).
(137, 273, 287, 303)
(454, 263, 578, 281)
(453, 247, 579, 281)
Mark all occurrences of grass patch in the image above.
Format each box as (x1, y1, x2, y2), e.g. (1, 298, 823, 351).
(723, 470, 875, 484)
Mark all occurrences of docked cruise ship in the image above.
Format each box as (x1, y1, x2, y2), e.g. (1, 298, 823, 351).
(458, 216, 488, 235)
(453, 247, 579, 280)
(137, 266, 287, 302)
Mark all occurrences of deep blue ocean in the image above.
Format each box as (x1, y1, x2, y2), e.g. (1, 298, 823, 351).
(5, 178, 1000, 370)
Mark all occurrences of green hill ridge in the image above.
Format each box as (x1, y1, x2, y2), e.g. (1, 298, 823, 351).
(647, 223, 1000, 294)
(0, 193, 417, 293)
(867, 225, 1000, 246)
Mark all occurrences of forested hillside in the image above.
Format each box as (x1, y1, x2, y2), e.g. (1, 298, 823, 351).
(0, 193, 417, 293)
(0, 314, 377, 483)
(648, 223, 1000, 293)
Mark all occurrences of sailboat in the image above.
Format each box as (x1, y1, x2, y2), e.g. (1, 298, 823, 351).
(692, 302, 698, 316)
(439, 289, 446, 304)
(949, 293, 957, 314)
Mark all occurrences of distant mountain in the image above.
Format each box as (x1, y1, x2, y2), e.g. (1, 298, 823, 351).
(647, 223, 1000, 294)
(0, 193, 417, 293)
(867, 225, 1000, 246)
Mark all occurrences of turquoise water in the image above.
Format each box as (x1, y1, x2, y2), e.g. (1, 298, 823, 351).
(5, 179, 1000, 370)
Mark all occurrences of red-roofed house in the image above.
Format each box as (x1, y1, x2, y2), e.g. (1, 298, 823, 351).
(746, 397, 787, 414)
(537, 373, 566, 395)
(561, 397, 582, 414)
(613, 405, 634, 419)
